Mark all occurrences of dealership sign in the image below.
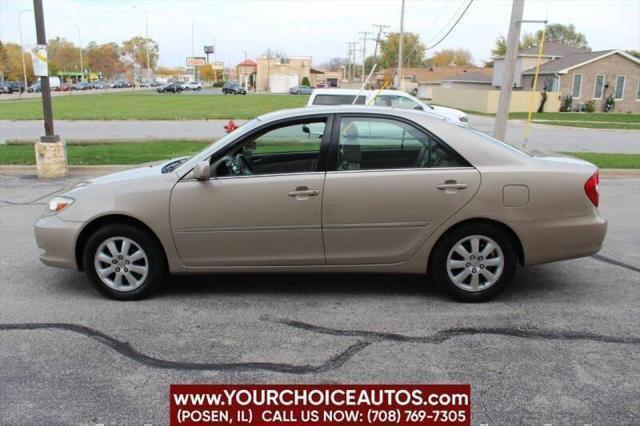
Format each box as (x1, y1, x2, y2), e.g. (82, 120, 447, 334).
(29, 44, 49, 76)
(186, 57, 206, 67)
(204, 45, 215, 54)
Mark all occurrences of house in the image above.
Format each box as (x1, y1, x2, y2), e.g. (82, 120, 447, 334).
(255, 56, 312, 92)
(374, 66, 491, 99)
(520, 49, 640, 113)
(440, 69, 493, 90)
(492, 42, 589, 88)
(236, 59, 257, 90)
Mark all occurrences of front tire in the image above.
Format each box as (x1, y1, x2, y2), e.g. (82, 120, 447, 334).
(431, 223, 517, 302)
(83, 224, 165, 300)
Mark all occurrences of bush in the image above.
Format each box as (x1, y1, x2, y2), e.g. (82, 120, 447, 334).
(212, 81, 225, 88)
(560, 95, 573, 112)
(301, 76, 311, 87)
(585, 100, 596, 113)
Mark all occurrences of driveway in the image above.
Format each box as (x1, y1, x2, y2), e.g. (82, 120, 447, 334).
(0, 173, 638, 423)
(1, 115, 639, 153)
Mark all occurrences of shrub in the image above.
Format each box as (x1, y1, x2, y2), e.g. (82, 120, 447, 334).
(301, 76, 311, 87)
(212, 81, 225, 88)
(560, 95, 573, 112)
(585, 100, 596, 113)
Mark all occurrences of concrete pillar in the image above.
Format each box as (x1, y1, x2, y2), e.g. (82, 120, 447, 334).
(35, 140, 68, 178)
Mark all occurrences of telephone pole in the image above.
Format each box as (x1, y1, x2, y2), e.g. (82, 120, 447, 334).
(371, 24, 389, 61)
(494, 0, 525, 141)
(347, 41, 359, 81)
(396, 0, 406, 90)
(358, 31, 371, 82)
(33, 0, 67, 178)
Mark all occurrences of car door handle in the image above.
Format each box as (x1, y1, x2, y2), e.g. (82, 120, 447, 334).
(437, 181, 468, 190)
(288, 188, 320, 197)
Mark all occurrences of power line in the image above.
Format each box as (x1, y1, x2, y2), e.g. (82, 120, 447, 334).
(425, 0, 474, 52)
(424, 0, 468, 47)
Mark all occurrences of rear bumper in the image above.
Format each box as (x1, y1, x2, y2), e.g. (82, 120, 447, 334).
(511, 213, 607, 266)
(34, 215, 84, 270)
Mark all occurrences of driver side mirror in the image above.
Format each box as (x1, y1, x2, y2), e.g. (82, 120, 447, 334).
(193, 160, 210, 180)
(414, 105, 424, 111)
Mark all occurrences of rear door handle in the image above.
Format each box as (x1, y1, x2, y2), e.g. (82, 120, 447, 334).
(437, 181, 468, 190)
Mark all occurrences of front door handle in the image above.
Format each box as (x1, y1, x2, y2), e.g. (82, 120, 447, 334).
(288, 187, 320, 197)
(437, 181, 468, 191)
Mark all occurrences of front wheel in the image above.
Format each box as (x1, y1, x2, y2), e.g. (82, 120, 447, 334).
(431, 223, 517, 302)
(83, 224, 166, 300)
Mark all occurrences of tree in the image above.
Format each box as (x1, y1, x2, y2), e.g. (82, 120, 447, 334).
(318, 57, 349, 71)
(301, 76, 310, 86)
(85, 42, 125, 79)
(199, 65, 219, 82)
(0, 41, 35, 83)
(379, 32, 425, 69)
(121, 36, 159, 69)
(47, 37, 81, 74)
(429, 48, 474, 66)
(491, 23, 590, 57)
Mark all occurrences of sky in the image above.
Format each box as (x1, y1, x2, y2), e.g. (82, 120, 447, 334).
(1, 0, 639, 68)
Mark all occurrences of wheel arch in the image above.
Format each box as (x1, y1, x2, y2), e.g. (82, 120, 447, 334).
(427, 218, 525, 274)
(75, 214, 167, 271)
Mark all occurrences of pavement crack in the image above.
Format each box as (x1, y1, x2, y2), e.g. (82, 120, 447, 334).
(0, 186, 66, 207)
(264, 316, 640, 345)
(0, 322, 370, 374)
(591, 254, 640, 273)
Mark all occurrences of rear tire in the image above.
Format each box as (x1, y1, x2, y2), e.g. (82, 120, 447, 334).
(83, 224, 166, 300)
(431, 223, 517, 302)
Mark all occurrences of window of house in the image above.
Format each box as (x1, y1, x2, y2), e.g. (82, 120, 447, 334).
(614, 75, 626, 100)
(571, 74, 582, 98)
(335, 117, 468, 171)
(593, 74, 605, 99)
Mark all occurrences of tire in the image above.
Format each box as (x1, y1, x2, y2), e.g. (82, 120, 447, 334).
(83, 224, 166, 300)
(431, 223, 517, 302)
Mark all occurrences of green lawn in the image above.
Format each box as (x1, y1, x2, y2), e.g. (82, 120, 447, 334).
(563, 152, 640, 169)
(509, 112, 640, 123)
(0, 92, 309, 120)
(536, 121, 640, 130)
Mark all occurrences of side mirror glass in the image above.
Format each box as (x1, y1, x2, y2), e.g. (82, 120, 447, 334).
(414, 105, 424, 111)
(193, 160, 210, 180)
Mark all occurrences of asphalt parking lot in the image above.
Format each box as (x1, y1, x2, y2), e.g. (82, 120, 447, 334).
(0, 172, 638, 423)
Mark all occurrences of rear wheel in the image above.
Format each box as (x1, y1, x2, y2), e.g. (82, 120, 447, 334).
(432, 223, 517, 302)
(83, 224, 165, 300)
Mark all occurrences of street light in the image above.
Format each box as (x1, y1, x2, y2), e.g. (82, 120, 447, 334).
(73, 25, 83, 81)
(132, 6, 151, 81)
(18, 9, 31, 93)
(191, 19, 197, 57)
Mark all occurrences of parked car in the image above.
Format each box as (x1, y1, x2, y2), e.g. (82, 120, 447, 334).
(3, 81, 26, 94)
(307, 89, 469, 124)
(111, 80, 129, 89)
(316, 82, 329, 89)
(72, 82, 93, 91)
(157, 82, 183, 93)
(57, 83, 72, 92)
(289, 85, 314, 95)
(34, 105, 606, 301)
(222, 82, 246, 95)
(181, 81, 203, 90)
(93, 82, 109, 90)
(27, 82, 42, 92)
(0, 82, 9, 94)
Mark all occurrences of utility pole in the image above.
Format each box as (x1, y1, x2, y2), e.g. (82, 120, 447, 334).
(73, 25, 83, 81)
(371, 24, 389, 62)
(18, 9, 30, 93)
(33, 0, 67, 178)
(397, 0, 406, 90)
(358, 31, 370, 82)
(494, 0, 525, 141)
(347, 42, 358, 82)
(144, 11, 150, 81)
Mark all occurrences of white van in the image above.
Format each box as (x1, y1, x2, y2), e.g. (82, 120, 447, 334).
(48, 76, 61, 90)
(307, 89, 468, 124)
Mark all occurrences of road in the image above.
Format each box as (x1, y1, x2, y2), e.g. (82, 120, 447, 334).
(0, 173, 638, 423)
(1, 115, 639, 153)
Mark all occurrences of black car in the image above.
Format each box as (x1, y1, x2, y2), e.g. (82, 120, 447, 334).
(157, 82, 183, 93)
(27, 82, 41, 93)
(222, 82, 246, 95)
(2, 81, 26, 94)
(111, 80, 130, 89)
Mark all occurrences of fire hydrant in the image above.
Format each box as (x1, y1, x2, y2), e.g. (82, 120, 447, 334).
(224, 120, 238, 133)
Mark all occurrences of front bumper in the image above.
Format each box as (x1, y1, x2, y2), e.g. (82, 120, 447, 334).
(511, 213, 607, 266)
(34, 214, 84, 269)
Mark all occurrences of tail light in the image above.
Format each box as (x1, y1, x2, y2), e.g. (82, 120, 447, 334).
(584, 170, 600, 207)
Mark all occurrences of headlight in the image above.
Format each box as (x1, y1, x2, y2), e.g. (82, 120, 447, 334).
(48, 196, 75, 214)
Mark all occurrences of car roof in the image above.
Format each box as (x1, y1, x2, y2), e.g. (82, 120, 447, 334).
(256, 105, 447, 124)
